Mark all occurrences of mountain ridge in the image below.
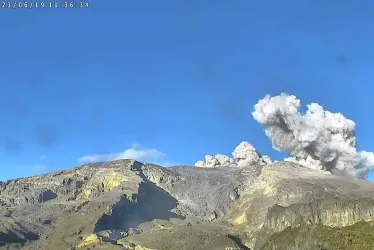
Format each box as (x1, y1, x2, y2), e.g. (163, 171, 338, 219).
(1, 159, 374, 250)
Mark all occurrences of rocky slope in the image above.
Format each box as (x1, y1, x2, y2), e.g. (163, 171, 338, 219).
(1, 160, 374, 250)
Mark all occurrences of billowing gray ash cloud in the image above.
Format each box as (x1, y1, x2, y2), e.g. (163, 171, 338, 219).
(194, 141, 272, 168)
(195, 93, 374, 179)
(252, 93, 374, 178)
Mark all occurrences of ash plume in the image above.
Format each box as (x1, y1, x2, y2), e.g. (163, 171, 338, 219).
(252, 93, 374, 178)
(195, 141, 272, 168)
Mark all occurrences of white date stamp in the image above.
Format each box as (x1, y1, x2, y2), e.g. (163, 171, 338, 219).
(1, 1, 89, 9)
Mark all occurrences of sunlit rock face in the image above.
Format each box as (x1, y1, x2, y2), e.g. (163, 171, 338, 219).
(1, 159, 374, 250)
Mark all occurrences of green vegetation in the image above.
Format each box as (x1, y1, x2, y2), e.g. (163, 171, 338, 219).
(261, 221, 374, 250)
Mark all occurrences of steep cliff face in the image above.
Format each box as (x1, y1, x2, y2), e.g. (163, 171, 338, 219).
(0, 160, 374, 250)
(265, 197, 374, 231)
(254, 197, 374, 249)
(222, 162, 374, 249)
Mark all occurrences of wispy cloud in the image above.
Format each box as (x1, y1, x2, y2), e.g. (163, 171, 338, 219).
(78, 144, 178, 166)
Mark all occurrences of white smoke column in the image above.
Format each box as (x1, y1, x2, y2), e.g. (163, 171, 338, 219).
(215, 154, 236, 167)
(194, 141, 272, 168)
(252, 93, 374, 178)
(232, 141, 259, 167)
(194, 154, 235, 168)
(261, 155, 273, 165)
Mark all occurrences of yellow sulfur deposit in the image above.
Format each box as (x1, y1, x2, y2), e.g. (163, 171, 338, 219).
(102, 172, 129, 191)
(232, 212, 247, 226)
(76, 234, 100, 248)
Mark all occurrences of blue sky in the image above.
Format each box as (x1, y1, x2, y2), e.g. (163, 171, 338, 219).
(0, 1, 373, 181)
